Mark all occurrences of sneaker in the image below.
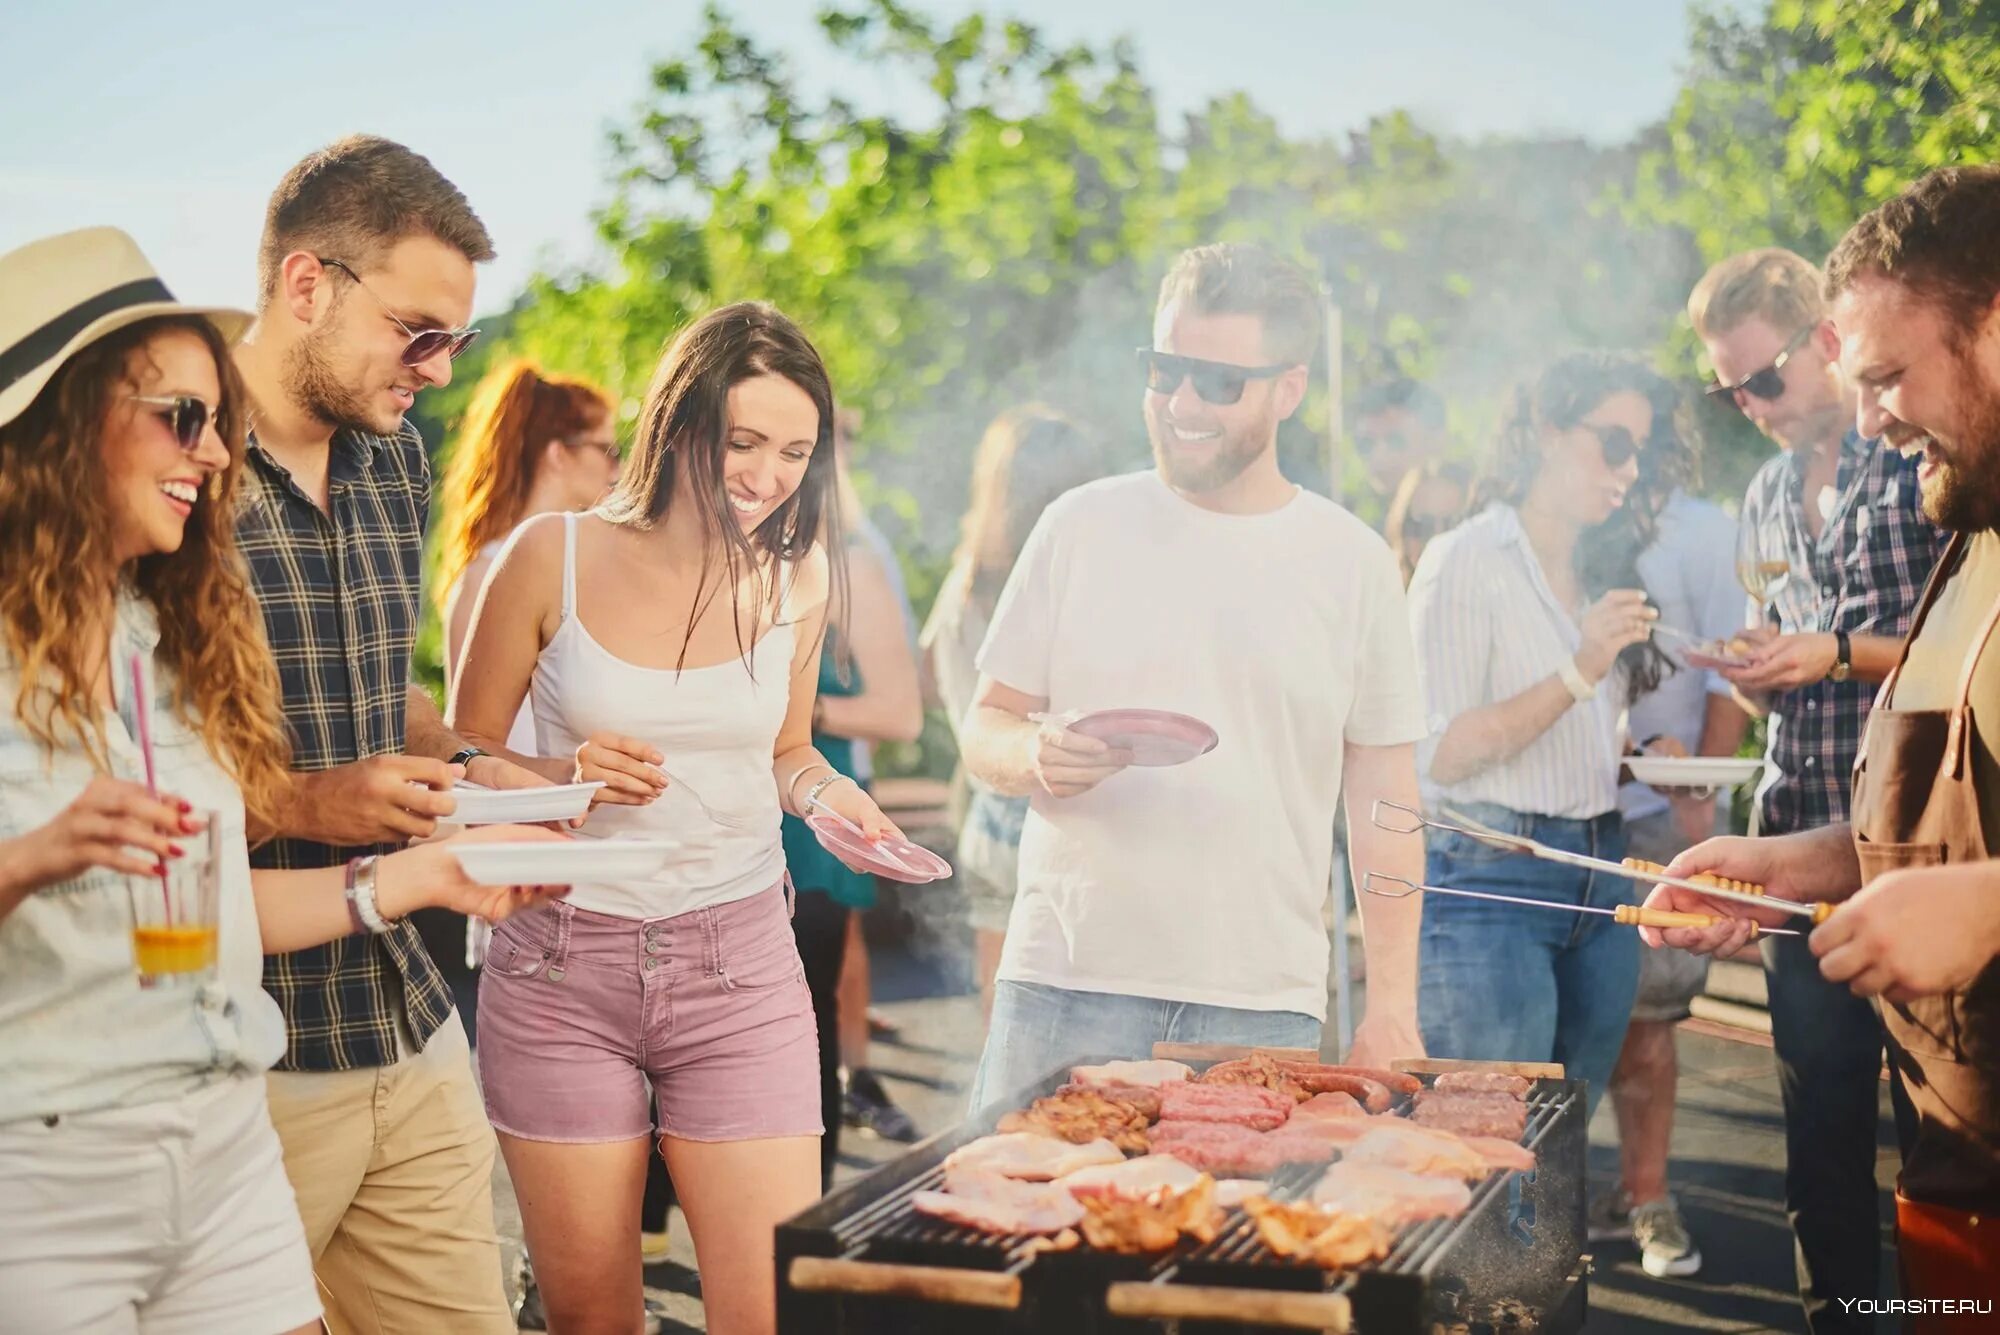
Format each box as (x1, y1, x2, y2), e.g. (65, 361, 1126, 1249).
(842, 1068, 920, 1143)
(640, 1229, 672, 1265)
(1585, 1187, 1633, 1243)
(1631, 1196, 1703, 1278)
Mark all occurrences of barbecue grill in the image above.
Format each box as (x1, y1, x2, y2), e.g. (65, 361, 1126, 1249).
(777, 1055, 1588, 1333)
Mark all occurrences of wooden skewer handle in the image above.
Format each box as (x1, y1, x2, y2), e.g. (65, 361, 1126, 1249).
(786, 1258, 1022, 1310)
(1613, 904, 1767, 940)
(1623, 858, 1765, 895)
(1105, 1282, 1352, 1331)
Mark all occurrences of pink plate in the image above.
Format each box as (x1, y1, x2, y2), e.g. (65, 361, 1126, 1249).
(806, 814, 952, 884)
(1067, 709, 1219, 767)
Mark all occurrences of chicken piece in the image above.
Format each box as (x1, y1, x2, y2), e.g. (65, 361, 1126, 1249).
(1462, 1136, 1536, 1172)
(1431, 1071, 1531, 1098)
(1078, 1176, 1224, 1254)
(1053, 1081, 1163, 1121)
(1070, 1059, 1193, 1088)
(1292, 1092, 1365, 1121)
(1242, 1196, 1394, 1269)
(1059, 1154, 1205, 1203)
(1309, 1162, 1472, 1227)
(998, 1089, 1153, 1153)
(1212, 1178, 1270, 1208)
(1342, 1124, 1489, 1181)
(943, 1132, 1124, 1181)
(912, 1169, 1085, 1235)
(1197, 1052, 1309, 1102)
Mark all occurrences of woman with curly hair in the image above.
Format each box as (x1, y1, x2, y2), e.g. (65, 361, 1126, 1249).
(1406, 351, 1682, 1120)
(0, 228, 562, 1335)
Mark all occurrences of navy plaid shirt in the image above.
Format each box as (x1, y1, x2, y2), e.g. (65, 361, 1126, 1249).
(236, 423, 454, 1072)
(1741, 431, 1947, 834)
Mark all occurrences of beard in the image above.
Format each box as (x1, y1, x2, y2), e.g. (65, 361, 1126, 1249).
(1147, 403, 1275, 495)
(1916, 362, 2000, 533)
(285, 325, 395, 437)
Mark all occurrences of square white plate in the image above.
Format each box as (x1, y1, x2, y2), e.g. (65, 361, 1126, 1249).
(450, 837, 675, 885)
(1626, 756, 1765, 790)
(447, 781, 604, 826)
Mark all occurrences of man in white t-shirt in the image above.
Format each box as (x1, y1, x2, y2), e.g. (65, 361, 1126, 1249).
(959, 243, 1430, 1107)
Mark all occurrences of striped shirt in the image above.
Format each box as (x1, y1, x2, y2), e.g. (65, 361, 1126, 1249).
(1409, 503, 1628, 819)
(236, 423, 453, 1072)
(1741, 431, 1947, 834)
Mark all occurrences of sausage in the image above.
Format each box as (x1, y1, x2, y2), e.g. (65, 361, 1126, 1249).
(1281, 1070, 1393, 1112)
(1277, 1061, 1422, 1098)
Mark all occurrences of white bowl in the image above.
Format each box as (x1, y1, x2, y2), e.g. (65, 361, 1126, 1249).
(1626, 756, 1765, 791)
(447, 781, 603, 826)
(450, 837, 676, 886)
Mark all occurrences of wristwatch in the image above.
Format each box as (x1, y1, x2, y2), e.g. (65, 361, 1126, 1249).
(448, 746, 488, 769)
(344, 856, 396, 935)
(1829, 631, 1853, 683)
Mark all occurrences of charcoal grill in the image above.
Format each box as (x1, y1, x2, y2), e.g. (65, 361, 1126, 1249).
(778, 1055, 1588, 1333)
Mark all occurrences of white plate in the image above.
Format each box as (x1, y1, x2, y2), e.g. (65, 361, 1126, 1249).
(450, 838, 676, 885)
(1626, 756, 1765, 790)
(446, 781, 604, 825)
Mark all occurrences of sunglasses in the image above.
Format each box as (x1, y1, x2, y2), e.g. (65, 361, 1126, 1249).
(1581, 422, 1643, 470)
(129, 394, 219, 452)
(565, 435, 622, 464)
(317, 258, 480, 367)
(1704, 324, 1814, 408)
(1137, 349, 1293, 406)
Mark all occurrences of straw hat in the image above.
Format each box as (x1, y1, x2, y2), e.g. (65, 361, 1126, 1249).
(0, 226, 253, 432)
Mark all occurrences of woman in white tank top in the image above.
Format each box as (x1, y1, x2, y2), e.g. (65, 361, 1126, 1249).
(449, 304, 902, 1335)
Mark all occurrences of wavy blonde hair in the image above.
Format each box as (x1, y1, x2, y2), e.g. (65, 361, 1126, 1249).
(0, 317, 292, 827)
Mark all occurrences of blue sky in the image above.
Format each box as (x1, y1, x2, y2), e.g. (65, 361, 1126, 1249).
(4, 0, 1726, 313)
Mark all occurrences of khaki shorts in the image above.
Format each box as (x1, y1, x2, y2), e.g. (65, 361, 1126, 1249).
(1625, 810, 1712, 1024)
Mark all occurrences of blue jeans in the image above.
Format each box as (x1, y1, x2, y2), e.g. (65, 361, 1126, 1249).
(1417, 802, 1636, 1121)
(968, 982, 1321, 1112)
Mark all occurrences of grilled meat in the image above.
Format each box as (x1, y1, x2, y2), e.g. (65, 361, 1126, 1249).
(942, 1132, 1124, 1180)
(1241, 1195, 1395, 1270)
(999, 1089, 1154, 1152)
(1431, 1071, 1531, 1098)
(1077, 1176, 1225, 1254)
(1058, 1154, 1204, 1203)
(1309, 1162, 1473, 1228)
(1070, 1059, 1193, 1088)
(1342, 1123, 1490, 1181)
(1160, 1080, 1293, 1130)
(912, 1169, 1085, 1235)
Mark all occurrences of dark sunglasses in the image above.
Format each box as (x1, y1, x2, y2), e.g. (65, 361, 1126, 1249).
(318, 257, 480, 367)
(1137, 348, 1293, 406)
(1704, 324, 1814, 408)
(1581, 422, 1643, 469)
(129, 394, 218, 451)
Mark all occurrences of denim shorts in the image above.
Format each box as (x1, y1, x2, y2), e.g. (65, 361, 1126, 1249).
(476, 883, 822, 1144)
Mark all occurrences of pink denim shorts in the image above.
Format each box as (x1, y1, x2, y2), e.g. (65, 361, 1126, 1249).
(476, 883, 822, 1144)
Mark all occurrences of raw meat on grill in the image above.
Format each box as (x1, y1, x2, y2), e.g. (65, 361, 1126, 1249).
(1258, 1128, 1340, 1166)
(942, 1131, 1124, 1180)
(1053, 1081, 1163, 1120)
(1309, 1161, 1474, 1228)
(1150, 1121, 1289, 1176)
(1070, 1059, 1193, 1088)
(1058, 1154, 1204, 1203)
(1277, 1060, 1421, 1101)
(1341, 1124, 1490, 1181)
(1462, 1136, 1538, 1172)
(911, 1169, 1085, 1235)
(1432, 1070, 1531, 1098)
(1281, 1111, 1408, 1144)
(1241, 1195, 1395, 1269)
(1078, 1175, 1225, 1253)
(1411, 1090, 1529, 1139)
(998, 1088, 1153, 1153)
(1212, 1178, 1271, 1208)
(1196, 1052, 1310, 1102)
(1159, 1080, 1292, 1130)
(1291, 1091, 1365, 1121)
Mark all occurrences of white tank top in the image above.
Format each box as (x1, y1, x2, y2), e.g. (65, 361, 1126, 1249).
(469, 539, 538, 756)
(530, 512, 794, 918)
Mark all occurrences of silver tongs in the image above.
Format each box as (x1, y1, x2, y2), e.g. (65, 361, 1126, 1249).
(1371, 799, 1830, 923)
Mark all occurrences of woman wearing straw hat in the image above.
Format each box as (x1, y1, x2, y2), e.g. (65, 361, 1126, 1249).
(0, 226, 568, 1334)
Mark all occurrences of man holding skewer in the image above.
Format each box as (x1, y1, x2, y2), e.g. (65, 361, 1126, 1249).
(1648, 165, 2000, 1314)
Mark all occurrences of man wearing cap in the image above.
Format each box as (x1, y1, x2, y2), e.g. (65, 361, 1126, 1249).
(1649, 164, 2000, 1311)
(232, 137, 537, 1332)
(958, 243, 1428, 1107)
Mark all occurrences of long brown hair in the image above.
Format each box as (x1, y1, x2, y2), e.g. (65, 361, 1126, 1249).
(435, 358, 611, 608)
(599, 302, 841, 668)
(954, 405, 1099, 616)
(0, 317, 291, 825)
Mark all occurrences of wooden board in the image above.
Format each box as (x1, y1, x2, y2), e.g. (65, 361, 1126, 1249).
(786, 1258, 1022, 1310)
(1152, 1042, 1321, 1064)
(1391, 1057, 1566, 1080)
(1106, 1281, 1352, 1331)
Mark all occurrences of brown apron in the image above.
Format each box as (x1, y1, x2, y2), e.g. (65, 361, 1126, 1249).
(1848, 533, 2000, 1309)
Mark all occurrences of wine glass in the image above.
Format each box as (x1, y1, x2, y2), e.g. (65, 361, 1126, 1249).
(1735, 521, 1791, 618)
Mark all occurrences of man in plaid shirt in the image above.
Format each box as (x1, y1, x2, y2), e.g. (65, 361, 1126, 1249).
(233, 136, 545, 1334)
(1689, 248, 1947, 1335)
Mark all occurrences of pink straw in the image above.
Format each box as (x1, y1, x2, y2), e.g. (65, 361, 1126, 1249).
(129, 652, 172, 924)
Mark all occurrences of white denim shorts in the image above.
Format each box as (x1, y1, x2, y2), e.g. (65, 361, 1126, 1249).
(0, 1075, 321, 1335)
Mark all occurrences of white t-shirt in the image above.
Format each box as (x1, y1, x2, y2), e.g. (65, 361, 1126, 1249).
(976, 471, 1426, 1020)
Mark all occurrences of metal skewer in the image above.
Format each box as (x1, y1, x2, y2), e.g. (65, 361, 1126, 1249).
(1371, 799, 1832, 924)
(1362, 872, 1798, 938)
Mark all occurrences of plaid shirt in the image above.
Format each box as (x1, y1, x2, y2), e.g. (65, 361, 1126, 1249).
(1742, 430, 1948, 834)
(236, 423, 454, 1072)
